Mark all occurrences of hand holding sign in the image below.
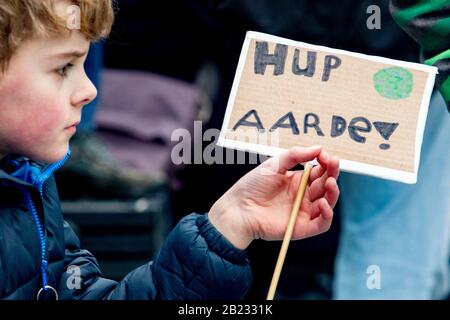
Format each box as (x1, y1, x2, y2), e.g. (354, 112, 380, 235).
(209, 146, 339, 249)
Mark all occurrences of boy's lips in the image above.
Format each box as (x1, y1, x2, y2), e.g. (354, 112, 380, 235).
(65, 121, 80, 128)
(64, 121, 80, 134)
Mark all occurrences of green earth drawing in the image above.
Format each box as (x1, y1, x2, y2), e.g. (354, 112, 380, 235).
(373, 67, 413, 99)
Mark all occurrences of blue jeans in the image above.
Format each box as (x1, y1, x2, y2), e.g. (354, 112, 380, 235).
(333, 91, 450, 299)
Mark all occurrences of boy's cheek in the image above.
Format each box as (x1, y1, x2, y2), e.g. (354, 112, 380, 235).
(2, 120, 66, 163)
(19, 108, 65, 140)
(0, 78, 66, 129)
(0, 70, 69, 158)
(0, 101, 65, 152)
(0, 76, 34, 116)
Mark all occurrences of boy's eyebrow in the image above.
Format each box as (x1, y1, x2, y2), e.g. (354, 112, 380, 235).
(50, 50, 88, 59)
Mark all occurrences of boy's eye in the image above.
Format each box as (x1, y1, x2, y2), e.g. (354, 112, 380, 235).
(56, 63, 74, 77)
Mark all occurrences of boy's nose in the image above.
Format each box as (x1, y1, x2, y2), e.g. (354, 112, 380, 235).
(71, 75, 98, 108)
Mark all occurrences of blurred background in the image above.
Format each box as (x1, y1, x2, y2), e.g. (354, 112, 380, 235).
(55, 0, 450, 300)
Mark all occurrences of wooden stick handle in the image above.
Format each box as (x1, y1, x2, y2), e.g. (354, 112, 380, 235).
(266, 164, 313, 300)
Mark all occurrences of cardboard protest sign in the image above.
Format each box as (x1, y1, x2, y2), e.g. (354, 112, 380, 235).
(218, 31, 437, 184)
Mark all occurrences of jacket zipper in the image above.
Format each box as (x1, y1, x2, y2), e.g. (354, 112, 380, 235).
(22, 188, 49, 290)
(20, 149, 71, 296)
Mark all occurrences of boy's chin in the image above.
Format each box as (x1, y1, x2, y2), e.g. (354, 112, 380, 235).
(30, 144, 69, 164)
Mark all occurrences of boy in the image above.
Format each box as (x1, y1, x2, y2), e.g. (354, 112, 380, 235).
(0, 0, 339, 299)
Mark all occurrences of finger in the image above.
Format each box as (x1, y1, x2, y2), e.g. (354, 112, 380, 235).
(308, 173, 328, 202)
(316, 150, 330, 169)
(294, 200, 333, 239)
(326, 156, 340, 179)
(276, 145, 322, 174)
(309, 164, 326, 182)
(309, 197, 330, 220)
(317, 197, 334, 221)
(309, 209, 333, 235)
(309, 150, 332, 183)
(325, 177, 339, 209)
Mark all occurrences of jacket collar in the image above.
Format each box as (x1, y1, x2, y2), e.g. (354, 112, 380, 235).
(0, 148, 71, 188)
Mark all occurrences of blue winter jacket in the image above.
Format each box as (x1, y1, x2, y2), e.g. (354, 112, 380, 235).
(0, 152, 252, 299)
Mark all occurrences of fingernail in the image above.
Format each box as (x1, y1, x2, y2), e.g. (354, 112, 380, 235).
(307, 145, 322, 151)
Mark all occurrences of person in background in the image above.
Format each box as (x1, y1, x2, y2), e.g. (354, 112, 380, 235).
(333, 0, 450, 299)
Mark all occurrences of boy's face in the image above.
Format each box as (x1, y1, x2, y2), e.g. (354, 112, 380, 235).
(0, 29, 97, 163)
